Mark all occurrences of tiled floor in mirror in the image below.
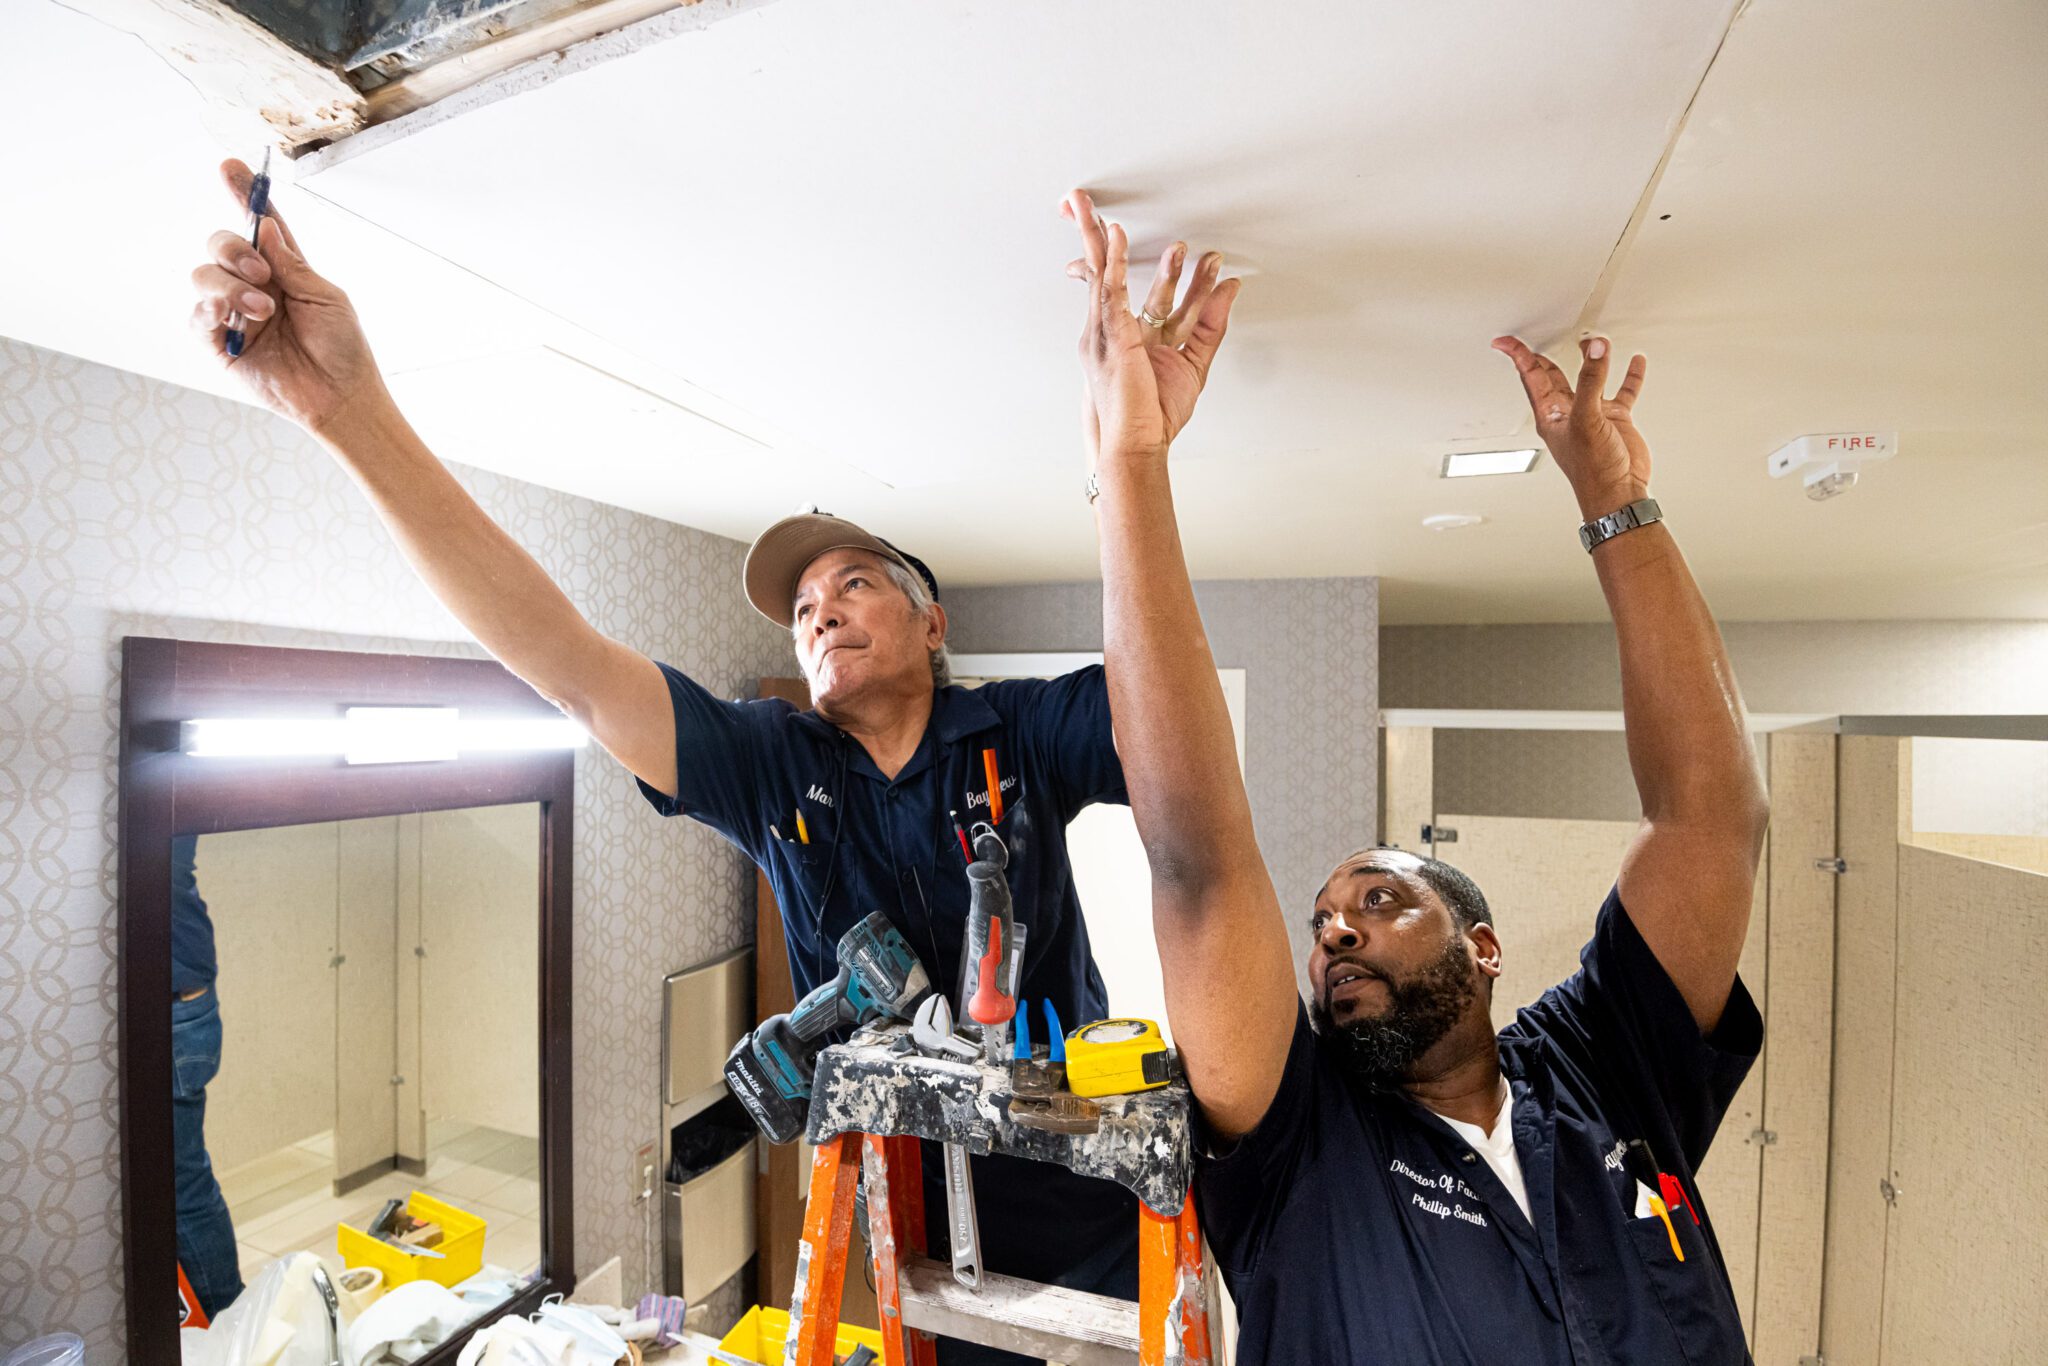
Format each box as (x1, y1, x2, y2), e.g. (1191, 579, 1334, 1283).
(220, 1118, 542, 1287)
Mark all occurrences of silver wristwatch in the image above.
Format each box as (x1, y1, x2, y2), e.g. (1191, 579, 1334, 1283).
(1579, 497, 1661, 553)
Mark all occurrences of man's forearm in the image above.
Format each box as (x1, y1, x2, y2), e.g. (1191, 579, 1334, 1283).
(1096, 454, 1263, 887)
(1589, 518, 1767, 827)
(314, 397, 616, 714)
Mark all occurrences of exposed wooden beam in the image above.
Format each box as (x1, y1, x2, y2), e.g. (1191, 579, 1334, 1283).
(364, 0, 694, 124)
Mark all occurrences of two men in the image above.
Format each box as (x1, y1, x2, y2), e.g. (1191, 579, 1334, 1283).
(1066, 194, 1768, 1363)
(191, 155, 1768, 1361)
(186, 161, 1231, 1364)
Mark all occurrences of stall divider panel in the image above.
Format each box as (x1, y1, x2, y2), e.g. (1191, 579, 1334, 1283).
(1880, 847, 2048, 1365)
(1819, 735, 1909, 1366)
(1751, 732, 1840, 1366)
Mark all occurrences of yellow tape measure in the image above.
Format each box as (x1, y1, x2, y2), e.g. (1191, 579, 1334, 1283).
(1065, 1018, 1173, 1098)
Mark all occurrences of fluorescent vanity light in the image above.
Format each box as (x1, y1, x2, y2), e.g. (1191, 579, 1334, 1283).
(1422, 513, 1487, 531)
(458, 718, 591, 753)
(181, 709, 590, 764)
(1440, 449, 1541, 478)
(344, 707, 460, 765)
(182, 718, 349, 758)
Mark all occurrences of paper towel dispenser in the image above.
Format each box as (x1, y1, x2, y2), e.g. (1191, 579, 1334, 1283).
(663, 947, 754, 1113)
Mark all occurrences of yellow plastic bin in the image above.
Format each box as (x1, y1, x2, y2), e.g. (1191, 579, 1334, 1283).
(338, 1191, 487, 1288)
(716, 1305, 883, 1365)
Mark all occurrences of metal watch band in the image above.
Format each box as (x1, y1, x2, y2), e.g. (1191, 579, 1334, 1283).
(1578, 497, 1662, 553)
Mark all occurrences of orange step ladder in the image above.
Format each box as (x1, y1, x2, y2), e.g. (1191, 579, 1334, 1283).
(784, 1131, 1212, 1366)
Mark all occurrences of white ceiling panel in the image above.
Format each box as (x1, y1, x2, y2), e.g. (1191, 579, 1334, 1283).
(8, 0, 2043, 623)
(294, 0, 1735, 498)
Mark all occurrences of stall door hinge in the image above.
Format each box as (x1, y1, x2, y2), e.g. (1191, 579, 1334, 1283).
(390, 1074, 407, 1087)
(1422, 824, 1458, 845)
(1799, 1356, 1826, 1366)
(329, 953, 347, 969)
(1880, 1177, 1901, 1206)
(1813, 856, 1848, 874)
(1749, 1127, 1779, 1147)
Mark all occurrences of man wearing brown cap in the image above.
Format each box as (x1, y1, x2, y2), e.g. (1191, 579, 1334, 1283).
(184, 159, 1236, 1363)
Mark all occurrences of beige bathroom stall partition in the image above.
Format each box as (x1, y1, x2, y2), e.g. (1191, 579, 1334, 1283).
(201, 821, 347, 1174)
(1821, 732, 2048, 1366)
(197, 805, 543, 1189)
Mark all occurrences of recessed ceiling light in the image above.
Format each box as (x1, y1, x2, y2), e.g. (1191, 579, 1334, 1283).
(1441, 449, 1540, 478)
(1422, 513, 1487, 532)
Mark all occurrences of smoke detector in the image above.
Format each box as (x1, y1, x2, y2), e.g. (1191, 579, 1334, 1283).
(1767, 432, 1896, 501)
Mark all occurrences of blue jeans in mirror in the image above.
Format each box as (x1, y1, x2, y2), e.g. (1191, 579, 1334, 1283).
(172, 985, 245, 1320)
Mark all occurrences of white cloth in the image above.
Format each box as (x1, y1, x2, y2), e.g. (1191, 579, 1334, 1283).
(346, 1279, 476, 1365)
(1435, 1085, 1532, 1225)
(453, 1306, 622, 1366)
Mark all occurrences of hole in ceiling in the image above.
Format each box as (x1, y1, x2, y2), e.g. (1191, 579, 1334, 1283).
(216, 0, 608, 82)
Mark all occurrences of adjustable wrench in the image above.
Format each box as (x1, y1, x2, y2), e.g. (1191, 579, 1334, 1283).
(944, 1141, 982, 1291)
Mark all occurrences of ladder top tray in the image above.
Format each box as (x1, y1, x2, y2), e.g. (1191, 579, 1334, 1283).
(807, 1022, 1195, 1216)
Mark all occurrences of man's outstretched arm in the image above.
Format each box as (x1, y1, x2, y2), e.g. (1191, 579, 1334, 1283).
(1495, 336, 1770, 1032)
(188, 159, 679, 796)
(1065, 192, 1295, 1141)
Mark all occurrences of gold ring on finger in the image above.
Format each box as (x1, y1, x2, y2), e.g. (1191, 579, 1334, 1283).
(1139, 309, 1167, 328)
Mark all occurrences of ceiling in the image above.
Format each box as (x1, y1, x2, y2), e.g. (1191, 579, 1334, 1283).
(5, 0, 2044, 624)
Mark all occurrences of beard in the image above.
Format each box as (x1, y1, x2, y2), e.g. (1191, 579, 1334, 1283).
(1309, 935, 1480, 1085)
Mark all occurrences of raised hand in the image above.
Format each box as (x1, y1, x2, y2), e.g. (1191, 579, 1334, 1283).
(1063, 189, 1240, 465)
(188, 159, 389, 435)
(1492, 334, 1651, 518)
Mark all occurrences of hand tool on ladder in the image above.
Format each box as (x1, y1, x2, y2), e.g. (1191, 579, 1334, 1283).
(943, 1139, 983, 1292)
(1007, 999, 1103, 1134)
(964, 823, 1017, 1066)
(906, 994, 988, 1292)
(912, 995, 979, 1062)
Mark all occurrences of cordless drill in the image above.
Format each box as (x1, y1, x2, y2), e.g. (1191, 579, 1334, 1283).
(725, 911, 933, 1144)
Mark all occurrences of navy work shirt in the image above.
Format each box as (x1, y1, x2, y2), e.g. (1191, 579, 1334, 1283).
(1197, 889, 1762, 1366)
(637, 662, 1141, 1291)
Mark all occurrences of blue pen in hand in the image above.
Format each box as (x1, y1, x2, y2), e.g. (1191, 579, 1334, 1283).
(224, 147, 273, 359)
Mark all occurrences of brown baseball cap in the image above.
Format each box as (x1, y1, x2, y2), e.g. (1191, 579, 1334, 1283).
(743, 509, 941, 628)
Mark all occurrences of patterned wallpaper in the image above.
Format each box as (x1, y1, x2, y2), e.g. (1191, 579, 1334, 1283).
(0, 338, 791, 1353)
(942, 577, 1380, 990)
(1382, 620, 2048, 821)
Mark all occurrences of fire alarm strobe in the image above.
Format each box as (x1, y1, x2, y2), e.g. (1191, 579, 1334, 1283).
(1767, 432, 1897, 501)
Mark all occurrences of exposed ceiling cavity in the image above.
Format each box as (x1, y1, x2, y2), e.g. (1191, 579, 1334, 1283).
(57, 0, 744, 151)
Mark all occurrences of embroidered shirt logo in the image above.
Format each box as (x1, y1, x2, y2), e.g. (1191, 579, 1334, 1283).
(965, 774, 1018, 810)
(806, 784, 834, 808)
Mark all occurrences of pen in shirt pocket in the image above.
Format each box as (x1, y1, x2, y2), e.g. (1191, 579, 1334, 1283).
(1623, 1139, 1687, 1261)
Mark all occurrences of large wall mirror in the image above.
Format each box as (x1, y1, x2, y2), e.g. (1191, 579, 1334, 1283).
(119, 638, 575, 1365)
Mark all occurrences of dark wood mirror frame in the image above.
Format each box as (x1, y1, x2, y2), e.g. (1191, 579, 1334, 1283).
(117, 636, 575, 1363)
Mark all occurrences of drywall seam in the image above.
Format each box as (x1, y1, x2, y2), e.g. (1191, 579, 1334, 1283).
(295, 0, 785, 176)
(1571, 0, 1753, 337)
